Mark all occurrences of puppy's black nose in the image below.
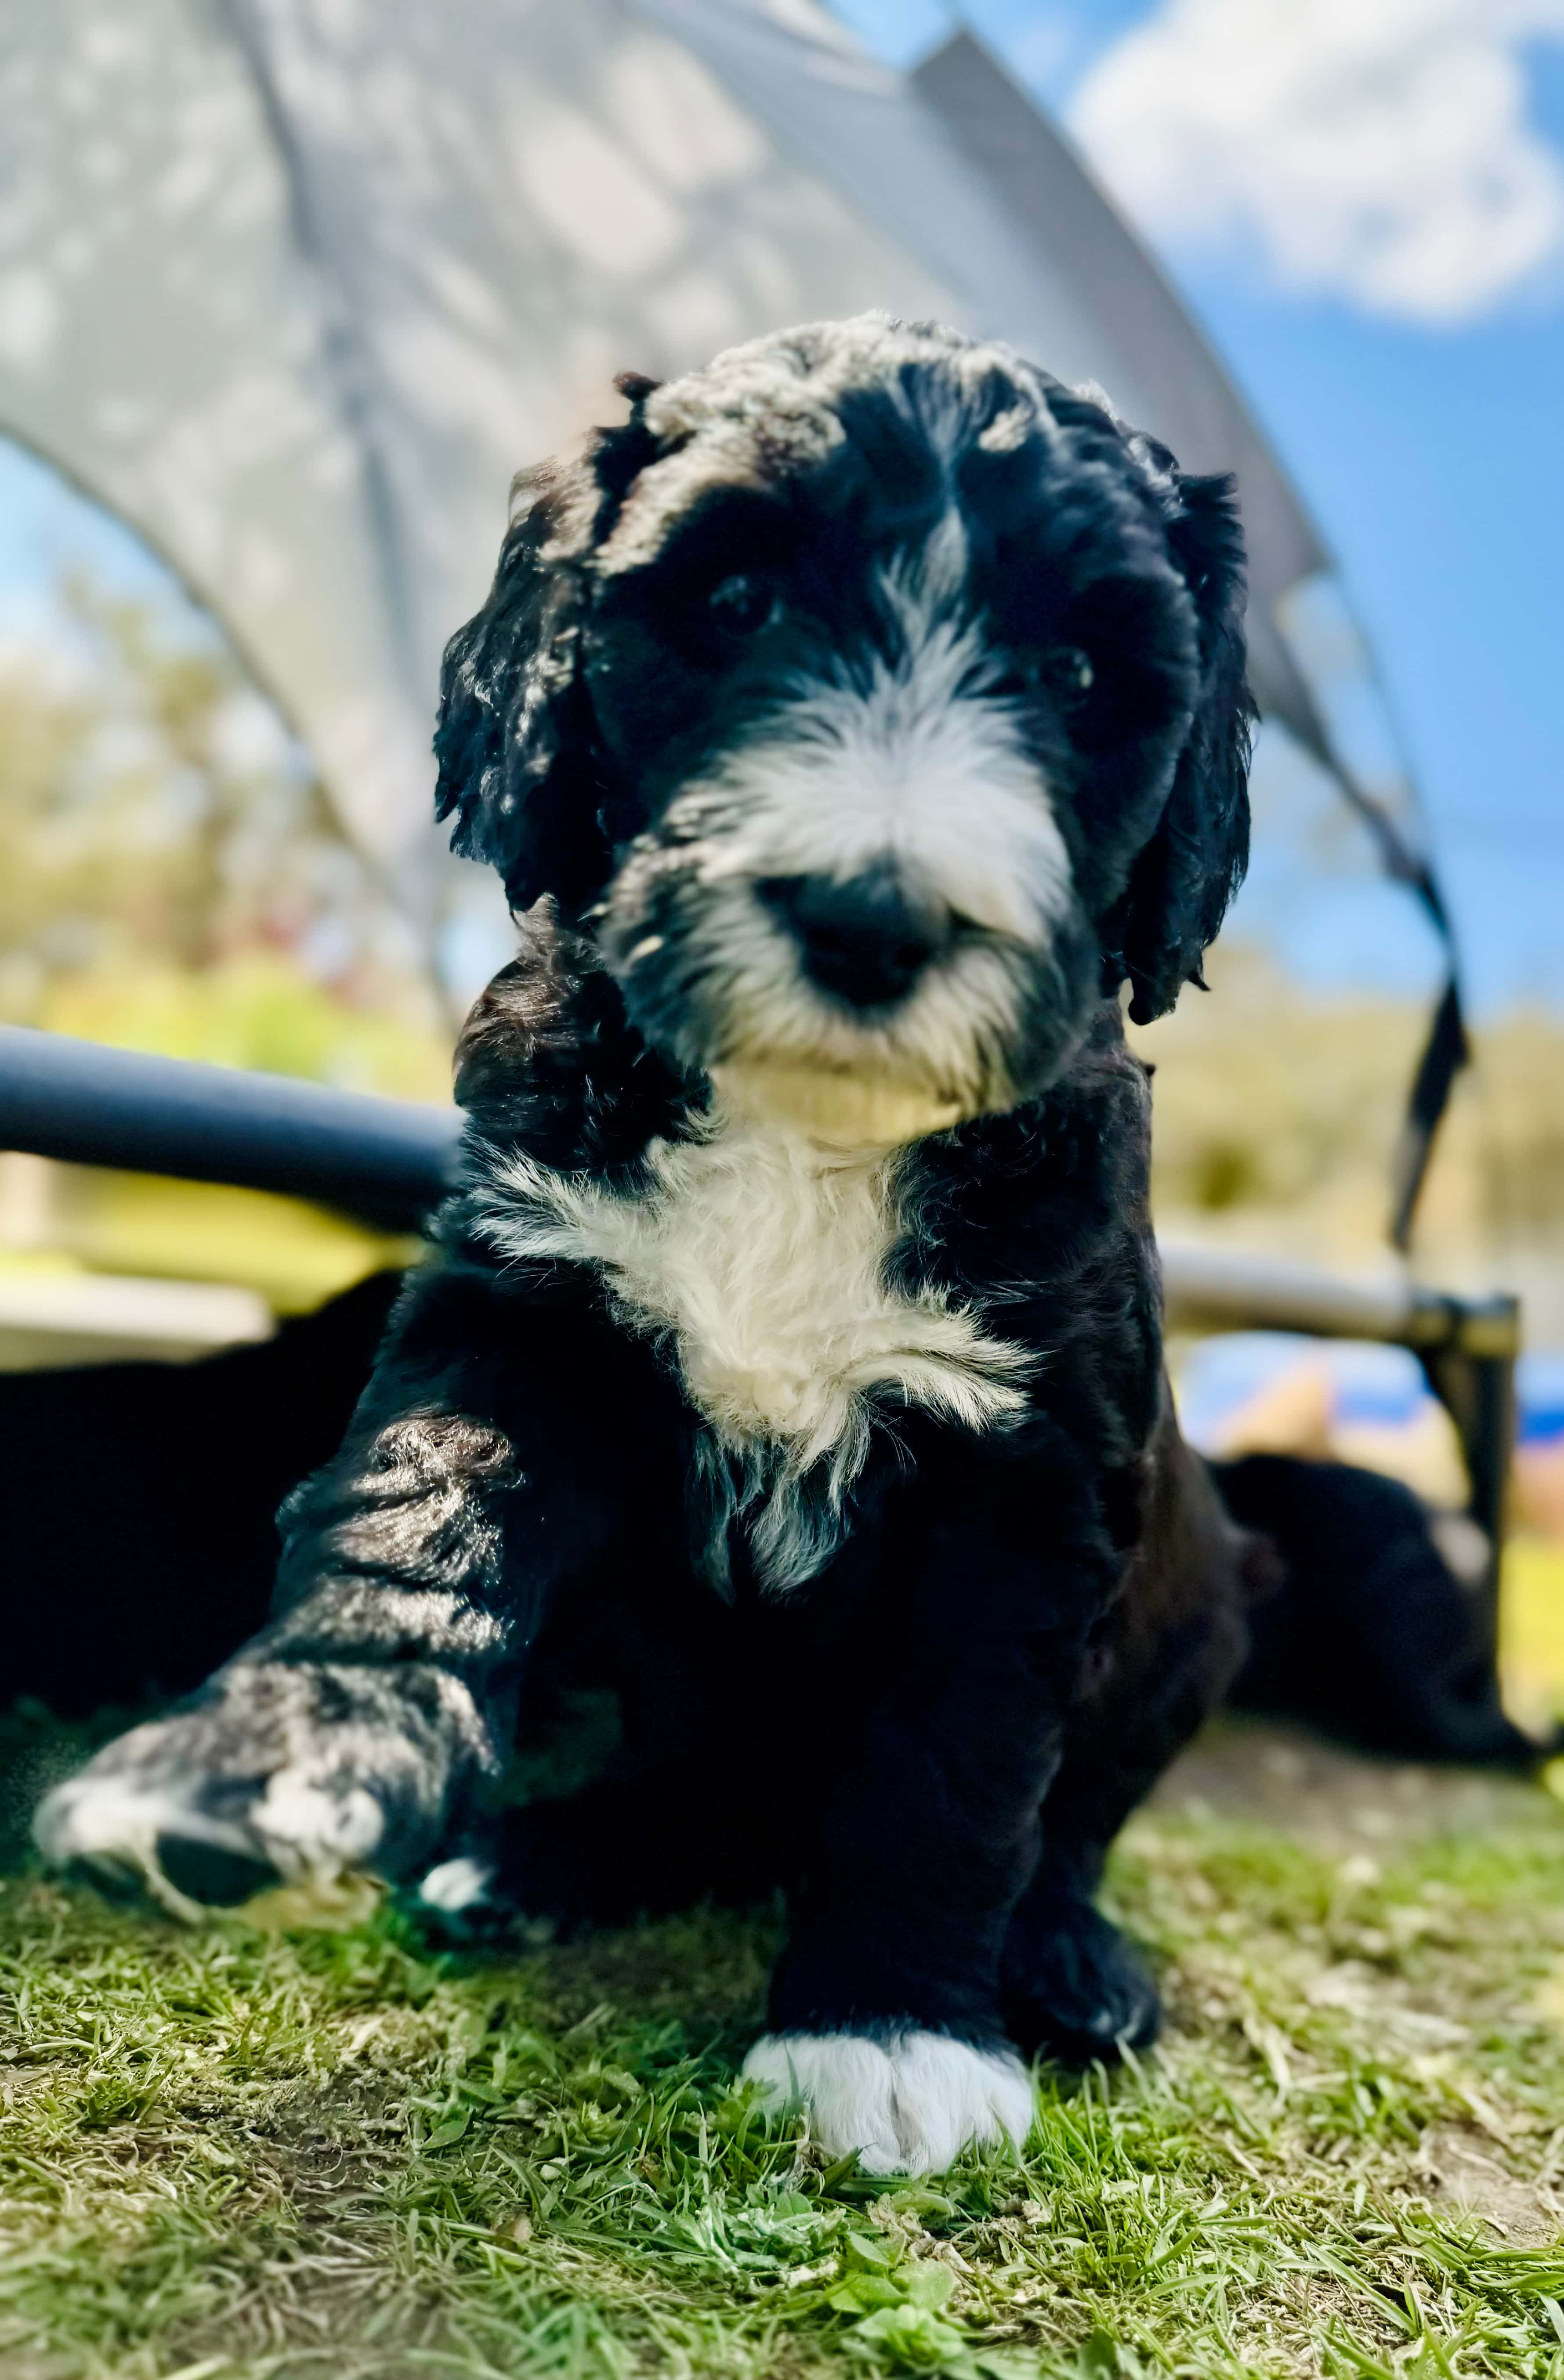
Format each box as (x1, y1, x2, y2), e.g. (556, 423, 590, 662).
(758, 867, 946, 1008)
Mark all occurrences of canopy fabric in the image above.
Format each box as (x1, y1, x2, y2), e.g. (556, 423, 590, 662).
(0, 0, 1463, 1230)
(1, 0, 427, 869)
(3, 0, 1385, 869)
(2, 0, 958, 893)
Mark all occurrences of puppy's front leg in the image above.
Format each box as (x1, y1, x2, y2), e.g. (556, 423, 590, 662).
(35, 1256, 653, 1918)
(745, 1432, 1115, 2174)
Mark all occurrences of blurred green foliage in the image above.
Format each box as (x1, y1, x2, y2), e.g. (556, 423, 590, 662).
(0, 581, 452, 1311)
(0, 576, 450, 1099)
(1134, 945, 1564, 1280)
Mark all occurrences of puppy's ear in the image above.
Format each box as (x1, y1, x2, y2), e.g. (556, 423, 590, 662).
(434, 384, 664, 913)
(1116, 472, 1255, 1025)
(434, 463, 604, 912)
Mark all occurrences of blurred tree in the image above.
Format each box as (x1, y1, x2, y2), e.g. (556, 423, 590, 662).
(0, 579, 450, 1099)
(1137, 943, 1564, 1329)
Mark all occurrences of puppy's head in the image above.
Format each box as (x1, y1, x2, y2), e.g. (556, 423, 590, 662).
(437, 316, 1252, 1147)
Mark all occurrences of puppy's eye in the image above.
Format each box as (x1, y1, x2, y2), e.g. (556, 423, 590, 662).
(706, 573, 782, 637)
(1039, 645, 1095, 708)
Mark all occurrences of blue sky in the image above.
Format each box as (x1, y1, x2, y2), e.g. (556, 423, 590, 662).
(2, 0, 1560, 1014)
(839, 0, 1564, 1015)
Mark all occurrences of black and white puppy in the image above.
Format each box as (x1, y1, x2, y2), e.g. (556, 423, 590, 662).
(37, 316, 1259, 2175)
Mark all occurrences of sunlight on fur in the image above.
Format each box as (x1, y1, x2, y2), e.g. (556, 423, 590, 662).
(712, 1059, 965, 1147)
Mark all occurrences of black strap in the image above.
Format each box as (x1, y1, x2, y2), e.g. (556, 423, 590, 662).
(1317, 752, 1466, 1252)
(1389, 976, 1469, 1254)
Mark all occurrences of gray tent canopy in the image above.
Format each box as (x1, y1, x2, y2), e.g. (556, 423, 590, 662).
(0, 0, 1459, 1237)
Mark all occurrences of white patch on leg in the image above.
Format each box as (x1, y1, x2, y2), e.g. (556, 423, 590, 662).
(742, 2029, 1034, 2175)
(254, 1772, 384, 1867)
(33, 1718, 391, 1921)
(414, 1854, 494, 1913)
(32, 1775, 265, 1921)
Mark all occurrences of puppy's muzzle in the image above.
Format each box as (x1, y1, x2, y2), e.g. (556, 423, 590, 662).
(711, 861, 984, 1147)
(757, 864, 950, 1011)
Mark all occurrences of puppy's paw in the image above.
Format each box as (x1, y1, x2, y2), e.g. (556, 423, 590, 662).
(402, 1850, 539, 1946)
(1002, 1898, 1160, 2064)
(34, 1659, 482, 1920)
(742, 2029, 1033, 2176)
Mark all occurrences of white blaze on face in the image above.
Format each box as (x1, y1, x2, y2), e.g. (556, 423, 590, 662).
(689, 599, 1072, 949)
(603, 522, 1080, 1134)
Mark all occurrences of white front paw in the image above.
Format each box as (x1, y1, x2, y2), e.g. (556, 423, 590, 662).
(33, 1710, 390, 1921)
(742, 2029, 1034, 2175)
(32, 1659, 474, 1919)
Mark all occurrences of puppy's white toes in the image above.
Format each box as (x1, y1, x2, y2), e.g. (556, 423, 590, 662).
(33, 1770, 280, 1920)
(251, 1771, 386, 1872)
(742, 2029, 1034, 2176)
(413, 1854, 496, 1915)
(31, 1681, 400, 1920)
(744, 2033, 903, 2170)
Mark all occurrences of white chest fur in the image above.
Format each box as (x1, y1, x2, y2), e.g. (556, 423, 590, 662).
(473, 1108, 1031, 1496)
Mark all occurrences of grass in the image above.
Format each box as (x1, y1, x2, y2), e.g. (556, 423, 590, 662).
(8, 1703, 1564, 2380)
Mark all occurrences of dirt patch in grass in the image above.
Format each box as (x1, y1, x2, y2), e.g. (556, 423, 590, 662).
(1154, 1716, 1543, 1853)
(1416, 2127, 1564, 2244)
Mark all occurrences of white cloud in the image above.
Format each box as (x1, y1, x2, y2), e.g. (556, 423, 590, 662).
(1068, 0, 1564, 323)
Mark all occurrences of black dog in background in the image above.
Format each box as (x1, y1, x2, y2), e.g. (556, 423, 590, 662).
(4, 1278, 1519, 1761)
(4, 1279, 1524, 1774)
(24, 318, 1531, 2175)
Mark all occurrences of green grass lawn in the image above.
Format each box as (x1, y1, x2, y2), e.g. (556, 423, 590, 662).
(6, 1715, 1564, 2380)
